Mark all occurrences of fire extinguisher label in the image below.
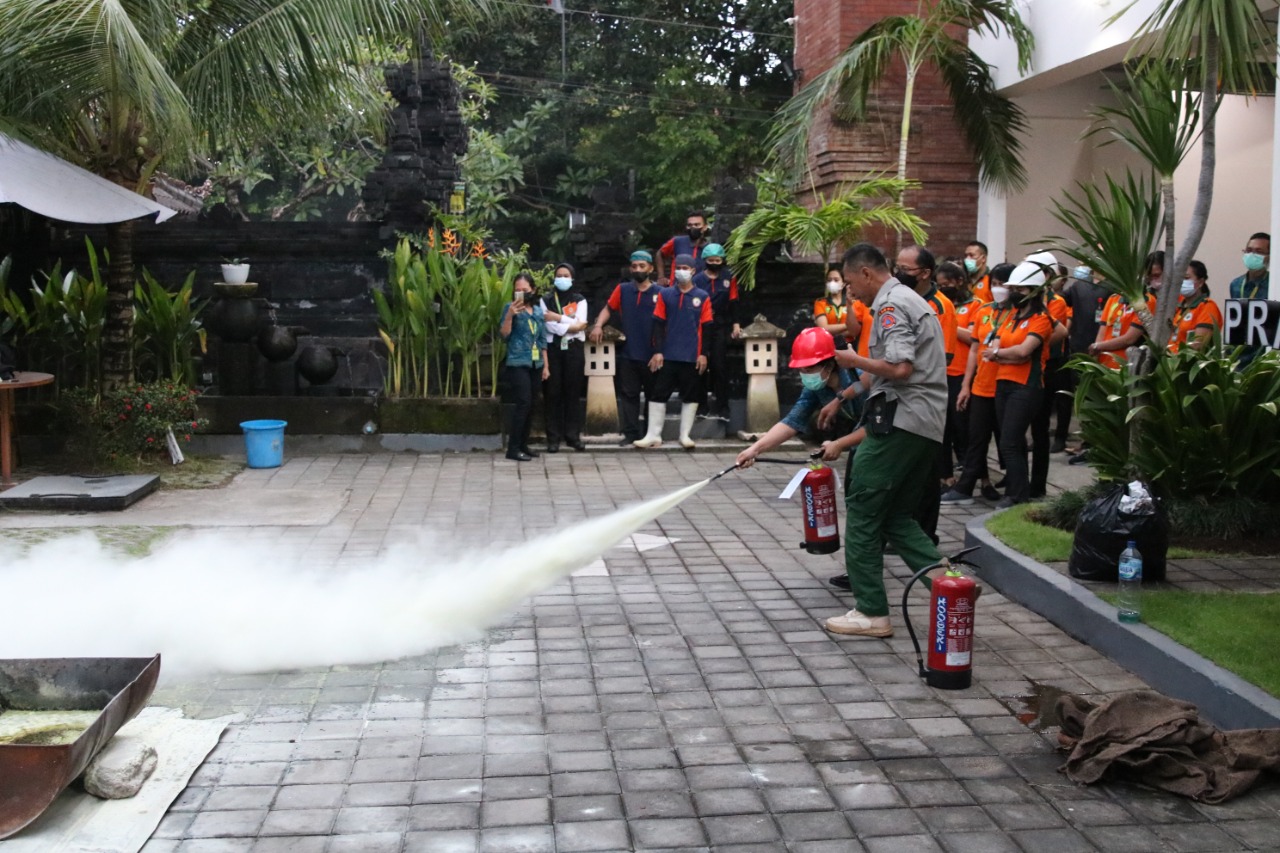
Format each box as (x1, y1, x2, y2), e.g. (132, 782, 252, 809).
(934, 595, 974, 667)
(946, 596, 973, 667)
(807, 482, 837, 534)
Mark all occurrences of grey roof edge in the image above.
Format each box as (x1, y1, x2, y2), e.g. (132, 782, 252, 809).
(964, 513, 1280, 730)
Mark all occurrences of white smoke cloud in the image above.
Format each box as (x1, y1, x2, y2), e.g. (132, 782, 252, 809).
(0, 481, 706, 679)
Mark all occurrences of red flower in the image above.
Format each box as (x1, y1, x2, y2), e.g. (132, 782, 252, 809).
(184, 434, 191, 441)
(146, 437, 154, 443)
(145, 403, 152, 411)
(119, 414, 127, 421)
(125, 404, 132, 411)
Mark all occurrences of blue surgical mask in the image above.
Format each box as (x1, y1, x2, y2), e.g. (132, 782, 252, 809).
(964, 258, 978, 274)
(554, 276, 572, 291)
(799, 370, 827, 391)
(1244, 252, 1267, 272)
(1181, 280, 1196, 297)
(1073, 266, 1091, 281)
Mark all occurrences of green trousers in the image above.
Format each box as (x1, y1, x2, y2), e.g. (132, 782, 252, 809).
(844, 428, 943, 617)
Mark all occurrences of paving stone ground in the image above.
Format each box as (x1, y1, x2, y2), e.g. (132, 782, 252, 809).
(13, 448, 1280, 852)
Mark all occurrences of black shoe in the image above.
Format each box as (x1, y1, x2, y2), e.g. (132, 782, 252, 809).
(980, 483, 1001, 501)
(992, 478, 1006, 489)
(619, 437, 636, 447)
(522, 447, 540, 458)
(1029, 486, 1046, 499)
(995, 497, 1018, 510)
(567, 439, 586, 451)
(506, 451, 533, 462)
(546, 442, 560, 454)
(1050, 439, 1067, 454)
(828, 574, 851, 590)
(1068, 450, 1089, 465)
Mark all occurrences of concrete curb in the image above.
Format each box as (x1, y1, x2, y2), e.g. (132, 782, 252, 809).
(965, 513, 1280, 730)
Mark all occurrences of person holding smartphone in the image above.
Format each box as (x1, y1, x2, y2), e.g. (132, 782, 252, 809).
(500, 274, 550, 462)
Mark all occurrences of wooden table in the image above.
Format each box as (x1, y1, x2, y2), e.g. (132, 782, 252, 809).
(0, 371, 53, 488)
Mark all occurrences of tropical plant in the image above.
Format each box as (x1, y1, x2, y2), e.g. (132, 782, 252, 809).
(375, 234, 521, 398)
(0, 0, 491, 392)
(769, 0, 1035, 201)
(1085, 66, 1201, 347)
(0, 239, 108, 390)
(1072, 347, 1280, 501)
(1044, 171, 1165, 329)
(725, 177, 929, 291)
(1107, 0, 1276, 345)
(133, 270, 207, 385)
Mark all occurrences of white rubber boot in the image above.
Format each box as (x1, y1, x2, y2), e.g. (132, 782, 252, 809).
(678, 402, 698, 449)
(633, 402, 665, 448)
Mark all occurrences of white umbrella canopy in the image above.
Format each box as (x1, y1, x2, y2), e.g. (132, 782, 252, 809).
(0, 134, 176, 224)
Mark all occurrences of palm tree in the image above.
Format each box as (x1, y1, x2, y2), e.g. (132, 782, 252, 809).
(1109, 0, 1275, 348)
(770, 0, 1035, 202)
(0, 0, 489, 391)
(724, 177, 928, 292)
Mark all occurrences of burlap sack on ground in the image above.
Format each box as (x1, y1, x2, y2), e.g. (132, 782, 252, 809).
(1054, 690, 1280, 803)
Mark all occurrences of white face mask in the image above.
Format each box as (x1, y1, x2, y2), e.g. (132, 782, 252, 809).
(1181, 280, 1196, 297)
(990, 286, 1010, 304)
(674, 269, 693, 284)
(826, 281, 842, 294)
(553, 276, 572, 291)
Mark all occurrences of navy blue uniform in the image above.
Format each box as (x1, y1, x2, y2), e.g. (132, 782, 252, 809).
(652, 285, 713, 404)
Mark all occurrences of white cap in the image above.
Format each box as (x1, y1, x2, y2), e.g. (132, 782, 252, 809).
(1011, 250, 1058, 287)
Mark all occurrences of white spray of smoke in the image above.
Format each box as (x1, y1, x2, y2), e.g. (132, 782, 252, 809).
(0, 479, 707, 679)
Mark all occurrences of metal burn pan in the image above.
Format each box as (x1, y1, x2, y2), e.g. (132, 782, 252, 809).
(0, 655, 161, 839)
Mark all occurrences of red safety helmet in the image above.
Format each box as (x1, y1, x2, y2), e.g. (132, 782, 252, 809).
(789, 327, 836, 368)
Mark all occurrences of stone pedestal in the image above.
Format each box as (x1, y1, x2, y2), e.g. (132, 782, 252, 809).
(584, 328, 622, 435)
(740, 315, 785, 435)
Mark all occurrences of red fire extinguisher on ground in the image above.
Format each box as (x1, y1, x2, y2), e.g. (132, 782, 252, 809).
(798, 462, 840, 555)
(902, 546, 981, 689)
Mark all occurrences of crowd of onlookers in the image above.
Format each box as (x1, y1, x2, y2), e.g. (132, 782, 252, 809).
(497, 212, 1269, 491)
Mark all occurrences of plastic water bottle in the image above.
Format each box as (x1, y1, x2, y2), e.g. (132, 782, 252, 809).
(1117, 540, 1142, 623)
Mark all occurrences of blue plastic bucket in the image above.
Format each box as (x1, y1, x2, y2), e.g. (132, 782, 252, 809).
(240, 419, 287, 468)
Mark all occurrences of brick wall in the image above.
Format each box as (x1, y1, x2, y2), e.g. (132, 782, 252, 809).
(793, 0, 979, 260)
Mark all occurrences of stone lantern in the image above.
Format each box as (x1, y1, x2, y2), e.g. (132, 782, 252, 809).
(584, 326, 623, 435)
(739, 314, 786, 437)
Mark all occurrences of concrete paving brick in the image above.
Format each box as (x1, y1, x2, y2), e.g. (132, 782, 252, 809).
(101, 452, 1279, 851)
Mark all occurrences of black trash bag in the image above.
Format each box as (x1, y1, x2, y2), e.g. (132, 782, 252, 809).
(1069, 481, 1168, 582)
(0, 342, 16, 381)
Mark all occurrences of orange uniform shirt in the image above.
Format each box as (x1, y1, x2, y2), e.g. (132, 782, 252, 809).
(1170, 295, 1223, 353)
(1045, 292, 1072, 362)
(1097, 293, 1155, 369)
(924, 286, 958, 371)
(949, 296, 980, 377)
(813, 296, 849, 329)
(968, 303, 1015, 398)
(995, 311, 1054, 385)
(970, 273, 993, 305)
(846, 298, 873, 357)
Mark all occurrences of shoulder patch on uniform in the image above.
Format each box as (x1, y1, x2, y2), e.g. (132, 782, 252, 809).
(878, 305, 896, 314)
(880, 313, 898, 330)
(692, 297, 702, 306)
(1020, 320, 1028, 329)
(653, 294, 659, 303)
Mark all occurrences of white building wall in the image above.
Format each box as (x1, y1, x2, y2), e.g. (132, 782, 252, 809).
(974, 0, 1277, 290)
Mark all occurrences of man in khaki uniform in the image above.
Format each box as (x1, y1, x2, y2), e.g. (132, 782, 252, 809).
(828, 243, 947, 637)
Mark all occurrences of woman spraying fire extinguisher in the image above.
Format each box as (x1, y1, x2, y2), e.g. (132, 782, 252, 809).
(736, 326, 865, 472)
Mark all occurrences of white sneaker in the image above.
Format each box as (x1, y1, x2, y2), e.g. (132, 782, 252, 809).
(633, 435, 662, 448)
(824, 610, 893, 637)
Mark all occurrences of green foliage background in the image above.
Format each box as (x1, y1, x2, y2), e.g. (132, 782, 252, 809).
(443, 0, 794, 255)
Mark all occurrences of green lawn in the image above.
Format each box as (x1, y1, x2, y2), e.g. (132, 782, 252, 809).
(987, 505, 1280, 698)
(1096, 590, 1280, 698)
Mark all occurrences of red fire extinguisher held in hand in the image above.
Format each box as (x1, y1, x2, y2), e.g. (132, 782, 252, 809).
(799, 462, 840, 555)
(902, 546, 981, 689)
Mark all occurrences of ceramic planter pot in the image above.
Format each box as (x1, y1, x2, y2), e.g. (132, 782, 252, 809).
(221, 263, 250, 285)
